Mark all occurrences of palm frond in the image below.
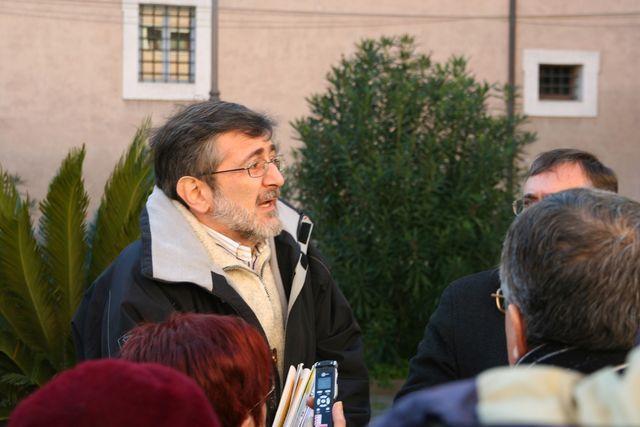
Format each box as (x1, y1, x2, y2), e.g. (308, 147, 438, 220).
(0, 408, 11, 421)
(0, 351, 24, 398)
(0, 352, 39, 419)
(0, 330, 41, 383)
(0, 169, 19, 220)
(88, 119, 154, 283)
(0, 373, 37, 388)
(0, 171, 59, 363)
(38, 147, 89, 366)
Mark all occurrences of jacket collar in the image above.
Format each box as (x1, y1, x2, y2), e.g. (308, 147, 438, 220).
(139, 186, 310, 294)
(516, 342, 629, 374)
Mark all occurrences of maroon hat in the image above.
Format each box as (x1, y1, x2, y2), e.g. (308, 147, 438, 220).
(9, 359, 221, 427)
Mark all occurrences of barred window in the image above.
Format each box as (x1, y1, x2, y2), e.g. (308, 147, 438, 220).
(139, 5, 195, 83)
(538, 64, 581, 101)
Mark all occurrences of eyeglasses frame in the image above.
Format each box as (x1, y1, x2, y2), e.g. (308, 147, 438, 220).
(491, 287, 506, 314)
(248, 383, 275, 415)
(200, 155, 283, 179)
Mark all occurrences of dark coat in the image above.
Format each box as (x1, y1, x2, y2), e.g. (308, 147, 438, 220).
(396, 269, 508, 400)
(72, 190, 370, 426)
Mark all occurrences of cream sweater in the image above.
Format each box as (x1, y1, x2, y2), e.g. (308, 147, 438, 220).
(173, 201, 286, 378)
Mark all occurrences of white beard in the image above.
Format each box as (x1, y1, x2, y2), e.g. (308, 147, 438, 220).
(210, 189, 283, 244)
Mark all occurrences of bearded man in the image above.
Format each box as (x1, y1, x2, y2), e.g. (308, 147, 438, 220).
(72, 101, 370, 426)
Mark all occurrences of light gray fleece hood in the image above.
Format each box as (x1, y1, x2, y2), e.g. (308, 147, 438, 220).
(140, 186, 313, 315)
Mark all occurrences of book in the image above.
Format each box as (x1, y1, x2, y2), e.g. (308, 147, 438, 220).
(272, 364, 316, 427)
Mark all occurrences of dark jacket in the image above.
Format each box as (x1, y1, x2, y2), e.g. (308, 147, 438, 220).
(396, 269, 507, 400)
(72, 188, 370, 426)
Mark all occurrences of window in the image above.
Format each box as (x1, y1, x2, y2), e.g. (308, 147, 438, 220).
(122, 0, 213, 100)
(538, 64, 581, 101)
(523, 50, 599, 117)
(139, 5, 195, 83)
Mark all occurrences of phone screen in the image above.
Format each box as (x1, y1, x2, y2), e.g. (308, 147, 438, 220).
(317, 376, 331, 390)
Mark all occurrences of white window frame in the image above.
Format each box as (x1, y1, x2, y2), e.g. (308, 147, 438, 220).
(523, 49, 600, 117)
(122, 0, 212, 100)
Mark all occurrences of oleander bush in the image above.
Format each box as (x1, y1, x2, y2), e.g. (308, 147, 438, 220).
(287, 35, 535, 371)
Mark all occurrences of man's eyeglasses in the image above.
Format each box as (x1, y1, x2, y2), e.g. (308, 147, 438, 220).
(491, 287, 506, 314)
(511, 196, 537, 216)
(201, 156, 284, 179)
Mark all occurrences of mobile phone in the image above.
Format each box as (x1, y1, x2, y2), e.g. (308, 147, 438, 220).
(313, 360, 338, 427)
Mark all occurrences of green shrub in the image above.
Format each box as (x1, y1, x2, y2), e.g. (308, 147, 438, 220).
(288, 35, 535, 370)
(0, 122, 154, 417)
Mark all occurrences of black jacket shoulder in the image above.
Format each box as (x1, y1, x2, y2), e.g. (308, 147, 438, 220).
(396, 268, 507, 400)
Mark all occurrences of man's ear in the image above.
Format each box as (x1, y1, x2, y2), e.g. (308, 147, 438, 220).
(505, 303, 528, 365)
(175, 176, 212, 215)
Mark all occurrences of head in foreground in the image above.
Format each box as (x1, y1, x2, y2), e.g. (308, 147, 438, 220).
(120, 312, 273, 427)
(9, 359, 220, 427)
(501, 188, 640, 364)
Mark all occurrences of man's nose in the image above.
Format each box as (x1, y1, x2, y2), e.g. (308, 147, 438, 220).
(263, 161, 285, 187)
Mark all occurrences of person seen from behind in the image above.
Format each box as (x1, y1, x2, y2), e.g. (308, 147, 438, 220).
(377, 188, 640, 426)
(121, 312, 345, 427)
(397, 149, 619, 399)
(8, 359, 221, 427)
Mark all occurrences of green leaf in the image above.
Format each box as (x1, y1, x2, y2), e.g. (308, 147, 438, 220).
(88, 119, 154, 283)
(0, 329, 40, 383)
(0, 170, 19, 221)
(38, 147, 89, 367)
(0, 349, 40, 415)
(0, 373, 37, 388)
(0, 171, 58, 362)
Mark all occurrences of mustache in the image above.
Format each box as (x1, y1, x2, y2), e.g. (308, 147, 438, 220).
(257, 189, 280, 204)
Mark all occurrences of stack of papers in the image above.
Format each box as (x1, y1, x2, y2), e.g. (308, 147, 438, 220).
(272, 363, 316, 427)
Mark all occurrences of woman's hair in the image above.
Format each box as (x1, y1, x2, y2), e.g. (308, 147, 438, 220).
(120, 313, 272, 427)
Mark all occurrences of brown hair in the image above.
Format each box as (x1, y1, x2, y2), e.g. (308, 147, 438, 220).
(526, 148, 618, 193)
(150, 101, 274, 199)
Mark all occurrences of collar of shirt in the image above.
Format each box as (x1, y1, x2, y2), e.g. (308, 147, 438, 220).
(204, 226, 265, 270)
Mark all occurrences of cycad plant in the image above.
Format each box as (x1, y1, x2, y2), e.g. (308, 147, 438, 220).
(0, 121, 154, 417)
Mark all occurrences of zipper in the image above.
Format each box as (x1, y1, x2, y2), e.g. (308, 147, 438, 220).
(202, 281, 283, 408)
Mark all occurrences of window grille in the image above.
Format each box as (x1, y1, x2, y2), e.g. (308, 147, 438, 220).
(139, 4, 195, 83)
(538, 64, 581, 101)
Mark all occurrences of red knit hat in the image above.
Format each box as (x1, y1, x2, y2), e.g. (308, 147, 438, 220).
(9, 359, 221, 427)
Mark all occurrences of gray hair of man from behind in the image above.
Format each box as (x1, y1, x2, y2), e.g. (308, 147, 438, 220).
(500, 188, 640, 350)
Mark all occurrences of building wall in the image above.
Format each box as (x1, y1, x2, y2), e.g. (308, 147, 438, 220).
(0, 1, 178, 208)
(217, 0, 509, 147)
(517, 0, 640, 198)
(0, 0, 638, 208)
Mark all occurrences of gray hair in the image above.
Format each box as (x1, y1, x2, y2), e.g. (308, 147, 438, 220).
(150, 101, 274, 200)
(500, 188, 640, 350)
